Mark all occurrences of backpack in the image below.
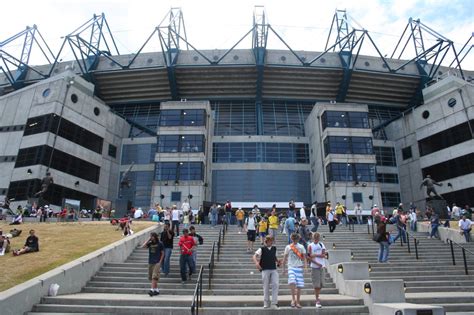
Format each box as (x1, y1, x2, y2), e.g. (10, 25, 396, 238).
(197, 233, 204, 245)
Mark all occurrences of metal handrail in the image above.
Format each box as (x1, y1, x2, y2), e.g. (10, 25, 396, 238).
(217, 228, 222, 259)
(208, 241, 216, 290)
(402, 229, 420, 259)
(190, 265, 204, 315)
(447, 238, 474, 275)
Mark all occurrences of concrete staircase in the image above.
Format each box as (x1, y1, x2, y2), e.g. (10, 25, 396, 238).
(323, 223, 474, 315)
(26, 222, 474, 314)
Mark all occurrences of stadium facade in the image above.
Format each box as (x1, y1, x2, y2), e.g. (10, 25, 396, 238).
(0, 9, 472, 212)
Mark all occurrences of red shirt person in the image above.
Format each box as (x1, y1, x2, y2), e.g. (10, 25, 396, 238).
(177, 229, 196, 282)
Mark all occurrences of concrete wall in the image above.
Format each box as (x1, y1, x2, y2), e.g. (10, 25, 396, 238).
(0, 224, 159, 315)
(384, 76, 474, 209)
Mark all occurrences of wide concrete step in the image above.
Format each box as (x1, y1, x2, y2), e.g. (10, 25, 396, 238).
(30, 305, 369, 315)
(82, 286, 340, 295)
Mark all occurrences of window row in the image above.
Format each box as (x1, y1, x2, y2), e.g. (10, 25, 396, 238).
(15, 145, 100, 183)
(111, 104, 160, 133)
(212, 142, 309, 163)
(158, 135, 205, 153)
(326, 163, 377, 182)
(155, 162, 204, 181)
(418, 120, 474, 157)
(159, 109, 206, 127)
(381, 192, 401, 208)
(212, 101, 313, 136)
(374, 146, 397, 166)
(323, 136, 373, 156)
(377, 173, 399, 184)
(24, 114, 104, 154)
(7, 179, 95, 209)
(421, 153, 474, 182)
(321, 111, 369, 130)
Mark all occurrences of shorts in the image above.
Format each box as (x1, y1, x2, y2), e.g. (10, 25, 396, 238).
(24, 247, 37, 253)
(148, 263, 161, 281)
(311, 268, 324, 288)
(247, 230, 256, 242)
(259, 232, 267, 238)
(288, 267, 304, 288)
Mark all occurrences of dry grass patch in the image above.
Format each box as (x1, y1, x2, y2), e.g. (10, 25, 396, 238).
(0, 220, 155, 292)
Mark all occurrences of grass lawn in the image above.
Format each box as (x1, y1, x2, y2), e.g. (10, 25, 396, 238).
(0, 220, 156, 292)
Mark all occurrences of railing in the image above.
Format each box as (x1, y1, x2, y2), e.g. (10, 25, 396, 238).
(367, 216, 375, 235)
(190, 265, 204, 315)
(447, 238, 474, 275)
(399, 229, 420, 259)
(208, 241, 216, 290)
(217, 227, 222, 259)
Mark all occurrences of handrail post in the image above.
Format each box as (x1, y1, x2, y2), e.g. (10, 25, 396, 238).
(367, 221, 370, 234)
(200, 266, 203, 307)
(371, 217, 375, 235)
(462, 248, 468, 275)
(414, 238, 419, 259)
(449, 240, 456, 265)
(406, 233, 411, 253)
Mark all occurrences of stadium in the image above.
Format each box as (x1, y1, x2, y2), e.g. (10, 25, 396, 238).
(0, 7, 472, 214)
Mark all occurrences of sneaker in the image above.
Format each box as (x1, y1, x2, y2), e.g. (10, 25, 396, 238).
(238, 231, 241, 234)
(153, 289, 160, 295)
(271, 304, 279, 310)
(316, 300, 322, 308)
(263, 305, 270, 309)
(148, 290, 155, 296)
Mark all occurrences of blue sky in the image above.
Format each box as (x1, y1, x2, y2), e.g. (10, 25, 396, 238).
(1, 0, 472, 69)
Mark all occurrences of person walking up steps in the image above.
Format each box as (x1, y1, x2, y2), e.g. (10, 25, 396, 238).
(141, 232, 164, 296)
(253, 235, 281, 309)
(245, 212, 257, 252)
(282, 233, 307, 309)
(308, 232, 326, 309)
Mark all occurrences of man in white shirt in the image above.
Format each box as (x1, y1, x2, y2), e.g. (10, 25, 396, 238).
(459, 215, 473, 242)
(171, 205, 182, 236)
(354, 203, 362, 224)
(307, 232, 326, 309)
(452, 203, 461, 220)
(409, 209, 417, 232)
(181, 199, 191, 213)
(299, 207, 307, 221)
(134, 207, 144, 219)
(245, 212, 257, 252)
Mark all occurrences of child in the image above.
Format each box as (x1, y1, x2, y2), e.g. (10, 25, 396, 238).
(183, 211, 190, 229)
(307, 232, 326, 309)
(259, 217, 268, 245)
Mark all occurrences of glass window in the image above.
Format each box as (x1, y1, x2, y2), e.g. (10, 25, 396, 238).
(348, 112, 369, 128)
(324, 136, 351, 155)
(158, 135, 180, 153)
(326, 163, 353, 182)
(24, 114, 104, 154)
(15, 145, 100, 183)
(354, 164, 377, 182)
(322, 111, 369, 130)
(353, 192, 363, 203)
(421, 153, 474, 182)
(351, 137, 373, 154)
(327, 163, 376, 182)
(418, 120, 474, 156)
(154, 162, 204, 181)
(381, 192, 401, 208)
(122, 144, 157, 165)
(377, 173, 399, 183)
(374, 146, 397, 166)
(159, 109, 206, 127)
(108, 144, 117, 158)
(155, 162, 178, 181)
(212, 142, 309, 164)
(402, 146, 412, 160)
(171, 191, 182, 202)
(112, 104, 160, 133)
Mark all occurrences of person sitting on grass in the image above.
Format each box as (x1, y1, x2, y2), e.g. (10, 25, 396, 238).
(0, 230, 11, 255)
(13, 229, 39, 256)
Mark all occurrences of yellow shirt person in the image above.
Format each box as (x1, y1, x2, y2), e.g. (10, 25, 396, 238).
(268, 214, 279, 229)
